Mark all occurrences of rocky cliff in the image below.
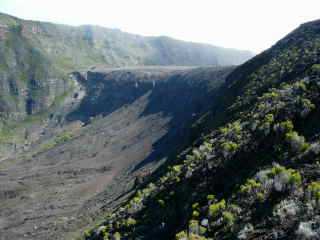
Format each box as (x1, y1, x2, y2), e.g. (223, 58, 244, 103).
(0, 12, 253, 128)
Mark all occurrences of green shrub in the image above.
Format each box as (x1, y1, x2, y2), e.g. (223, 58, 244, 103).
(192, 202, 199, 209)
(265, 114, 274, 123)
(172, 165, 182, 174)
(261, 91, 279, 100)
(189, 233, 207, 240)
(189, 220, 199, 234)
(207, 194, 215, 201)
(279, 120, 294, 132)
(222, 211, 235, 227)
(307, 182, 320, 201)
(199, 226, 207, 235)
(299, 98, 315, 115)
(240, 179, 261, 194)
(285, 131, 309, 152)
(192, 210, 200, 218)
(192, 149, 202, 160)
(220, 121, 242, 136)
(209, 199, 226, 217)
(288, 170, 302, 185)
(176, 231, 187, 240)
(126, 217, 136, 227)
(133, 196, 142, 204)
(54, 131, 73, 144)
(269, 165, 302, 190)
(221, 141, 239, 157)
(113, 232, 121, 240)
(293, 81, 307, 91)
(158, 199, 165, 207)
(257, 192, 265, 202)
(311, 64, 320, 73)
(270, 165, 286, 176)
(84, 230, 91, 238)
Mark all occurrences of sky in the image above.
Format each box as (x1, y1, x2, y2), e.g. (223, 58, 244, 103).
(0, 0, 319, 53)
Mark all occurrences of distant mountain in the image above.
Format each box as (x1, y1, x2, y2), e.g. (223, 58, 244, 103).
(84, 19, 320, 240)
(0, 12, 252, 124)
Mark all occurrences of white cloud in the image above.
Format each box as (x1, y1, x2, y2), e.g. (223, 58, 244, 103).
(1, 0, 319, 52)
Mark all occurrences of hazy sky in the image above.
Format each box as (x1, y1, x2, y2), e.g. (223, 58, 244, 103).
(1, 0, 319, 53)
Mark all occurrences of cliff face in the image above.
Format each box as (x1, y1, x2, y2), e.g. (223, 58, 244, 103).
(0, 13, 252, 128)
(0, 20, 70, 121)
(67, 67, 228, 122)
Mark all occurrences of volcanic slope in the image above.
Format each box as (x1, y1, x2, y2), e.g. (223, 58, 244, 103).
(84, 19, 320, 240)
(0, 66, 233, 240)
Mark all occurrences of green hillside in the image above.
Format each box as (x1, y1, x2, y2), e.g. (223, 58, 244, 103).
(84, 19, 320, 240)
(0, 12, 252, 112)
(0, 12, 252, 150)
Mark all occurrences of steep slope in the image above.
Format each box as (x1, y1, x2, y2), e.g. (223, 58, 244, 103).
(0, 66, 233, 240)
(84, 20, 320, 240)
(0, 12, 253, 128)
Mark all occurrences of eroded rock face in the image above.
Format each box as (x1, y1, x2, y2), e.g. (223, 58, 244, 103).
(0, 12, 253, 128)
(0, 66, 233, 240)
(67, 67, 226, 124)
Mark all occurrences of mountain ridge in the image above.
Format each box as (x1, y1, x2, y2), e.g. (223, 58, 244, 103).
(0, 12, 253, 132)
